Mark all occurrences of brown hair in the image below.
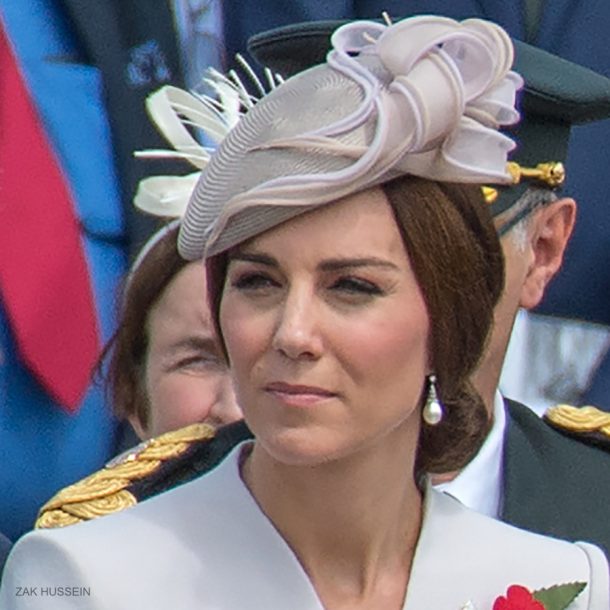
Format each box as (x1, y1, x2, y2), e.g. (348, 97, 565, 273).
(97, 225, 189, 429)
(382, 176, 504, 472)
(206, 175, 504, 473)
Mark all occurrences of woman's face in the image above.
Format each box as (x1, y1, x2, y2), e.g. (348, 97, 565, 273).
(220, 188, 430, 466)
(138, 262, 241, 439)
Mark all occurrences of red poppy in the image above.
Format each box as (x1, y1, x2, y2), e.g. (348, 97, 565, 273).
(493, 585, 546, 610)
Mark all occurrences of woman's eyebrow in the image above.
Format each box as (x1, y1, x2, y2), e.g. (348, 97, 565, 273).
(228, 252, 278, 267)
(318, 257, 400, 272)
(168, 336, 219, 354)
(229, 253, 400, 272)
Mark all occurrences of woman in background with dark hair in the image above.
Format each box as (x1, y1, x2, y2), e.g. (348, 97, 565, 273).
(102, 220, 241, 440)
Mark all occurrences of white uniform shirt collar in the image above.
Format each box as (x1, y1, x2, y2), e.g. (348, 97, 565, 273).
(434, 390, 506, 518)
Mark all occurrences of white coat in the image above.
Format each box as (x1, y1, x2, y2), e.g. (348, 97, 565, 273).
(1, 443, 607, 609)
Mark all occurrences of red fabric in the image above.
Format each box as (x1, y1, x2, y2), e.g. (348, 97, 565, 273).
(493, 585, 546, 610)
(0, 21, 100, 411)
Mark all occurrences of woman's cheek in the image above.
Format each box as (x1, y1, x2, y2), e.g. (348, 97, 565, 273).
(222, 301, 271, 362)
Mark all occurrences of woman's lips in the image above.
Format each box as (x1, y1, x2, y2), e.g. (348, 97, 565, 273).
(264, 382, 337, 407)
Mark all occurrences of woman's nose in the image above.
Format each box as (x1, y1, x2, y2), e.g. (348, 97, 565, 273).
(208, 376, 242, 425)
(271, 290, 323, 361)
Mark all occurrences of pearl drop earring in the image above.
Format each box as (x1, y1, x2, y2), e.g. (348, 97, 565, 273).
(422, 374, 444, 426)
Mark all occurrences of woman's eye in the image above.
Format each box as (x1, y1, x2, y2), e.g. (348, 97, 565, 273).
(331, 277, 384, 296)
(175, 354, 224, 372)
(231, 272, 279, 291)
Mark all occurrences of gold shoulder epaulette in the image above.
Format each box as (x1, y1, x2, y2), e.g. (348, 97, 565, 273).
(35, 422, 216, 529)
(544, 404, 610, 451)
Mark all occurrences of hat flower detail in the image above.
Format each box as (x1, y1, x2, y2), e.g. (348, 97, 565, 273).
(179, 16, 524, 260)
(133, 63, 280, 219)
(325, 16, 523, 182)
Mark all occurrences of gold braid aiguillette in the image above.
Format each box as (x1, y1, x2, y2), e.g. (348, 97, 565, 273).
(36, 423, 215, 528)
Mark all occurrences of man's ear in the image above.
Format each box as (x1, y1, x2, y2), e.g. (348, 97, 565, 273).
(519, 197, 576, 309)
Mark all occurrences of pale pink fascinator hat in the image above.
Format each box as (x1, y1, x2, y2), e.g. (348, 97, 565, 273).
(178, 15, 523, 261)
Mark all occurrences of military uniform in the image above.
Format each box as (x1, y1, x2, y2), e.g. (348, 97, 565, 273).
(503, 400, 610, 557)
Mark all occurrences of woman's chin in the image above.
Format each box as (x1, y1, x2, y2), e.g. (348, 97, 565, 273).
(254, 426, 350, 468)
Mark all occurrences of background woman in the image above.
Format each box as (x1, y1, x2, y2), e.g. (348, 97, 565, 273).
(102, 221, 241, 440)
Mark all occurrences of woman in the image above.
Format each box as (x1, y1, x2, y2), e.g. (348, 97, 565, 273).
(103, 221, 241, 439)
(104, 66, 249, 440)
(1, 15, 607, 609)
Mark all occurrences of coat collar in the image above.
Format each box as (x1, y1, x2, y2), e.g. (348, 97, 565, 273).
(180, 442, 594, 608)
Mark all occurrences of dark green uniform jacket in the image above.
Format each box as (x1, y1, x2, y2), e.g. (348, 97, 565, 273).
(502, 399, 610, 557)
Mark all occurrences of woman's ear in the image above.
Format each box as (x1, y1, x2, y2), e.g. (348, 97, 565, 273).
(519, 197, 576, 309)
